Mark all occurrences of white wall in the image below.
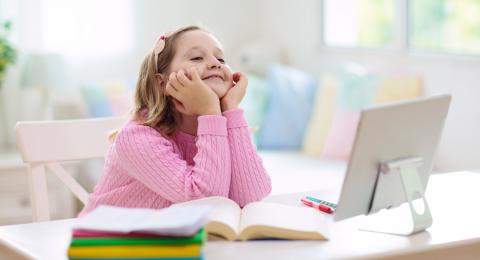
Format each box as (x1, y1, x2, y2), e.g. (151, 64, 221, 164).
(259, 0, 480, 172)
(3, 0, 263, 82)
(67, 0, 264, 85)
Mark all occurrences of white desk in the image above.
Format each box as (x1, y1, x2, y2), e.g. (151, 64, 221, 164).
(1, 171, 479, 260)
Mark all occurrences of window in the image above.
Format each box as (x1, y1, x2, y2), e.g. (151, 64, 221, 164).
(323, 0, 395, 48)
(322, 0, 480, 55)
(410, 0, 480, 54)
(42, 0, 133, 57)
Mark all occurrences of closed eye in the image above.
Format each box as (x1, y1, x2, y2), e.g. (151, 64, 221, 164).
(191, 57, 203, 61)
(217, 58, 225, 64)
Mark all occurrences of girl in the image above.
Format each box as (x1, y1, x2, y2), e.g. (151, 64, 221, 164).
(79, 26, 271, 216)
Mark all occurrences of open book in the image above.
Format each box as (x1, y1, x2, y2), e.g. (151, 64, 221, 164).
(171, 196, 329, 241)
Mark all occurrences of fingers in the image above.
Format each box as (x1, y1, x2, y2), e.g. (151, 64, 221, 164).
(169, 72, 183, 89)
(176, 70, 190, 86)
(233, 72, 248, 87)
(165, 82, 180, 100)
(189, 67, 202, 83)
(169, 69, 193, 90)
(166, 84, 190, 115)
(233, 72, 242, 83)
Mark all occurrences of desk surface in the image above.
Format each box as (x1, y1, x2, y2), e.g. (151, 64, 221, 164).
(1, 171, 479, 260)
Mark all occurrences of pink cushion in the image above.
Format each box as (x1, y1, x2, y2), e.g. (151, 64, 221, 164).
(322, 110, 361, 160)
(109, 93, 132, 116)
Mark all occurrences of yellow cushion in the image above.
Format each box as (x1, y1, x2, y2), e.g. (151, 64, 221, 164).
(301, 74, 338, 156)
(374, 74, 423, 104)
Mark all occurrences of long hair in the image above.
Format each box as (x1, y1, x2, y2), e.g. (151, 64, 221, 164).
(134, 26, 203, 135)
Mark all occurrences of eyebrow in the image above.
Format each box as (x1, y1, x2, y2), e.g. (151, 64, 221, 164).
(185, 46, 224, 56)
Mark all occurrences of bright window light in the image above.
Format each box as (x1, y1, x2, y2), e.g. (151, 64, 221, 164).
(323, 0, 395, 48)
(41, 0, 133, 57)
(410, 0, 480, 54)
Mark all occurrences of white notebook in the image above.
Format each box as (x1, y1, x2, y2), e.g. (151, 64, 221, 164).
(73, 205, 211, 236)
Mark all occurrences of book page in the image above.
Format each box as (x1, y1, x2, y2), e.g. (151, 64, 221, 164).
(171, 196, 241, 240)
(238, 202, 329, 240)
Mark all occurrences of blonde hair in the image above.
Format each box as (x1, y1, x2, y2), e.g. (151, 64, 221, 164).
(110, 26, 203, 141)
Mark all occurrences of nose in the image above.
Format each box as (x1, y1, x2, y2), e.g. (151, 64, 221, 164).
(207, 56, 221, 70)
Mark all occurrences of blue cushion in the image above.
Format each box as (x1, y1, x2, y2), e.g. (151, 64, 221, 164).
(257, 64, 319, 149)
(86, 101, 114, 118)
(240, 74, 269, 144)
(80, 84, 113, 117)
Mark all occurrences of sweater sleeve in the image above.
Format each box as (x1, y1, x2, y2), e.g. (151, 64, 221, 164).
(114, 115, 231, 203)
(223, 108, 272, 207)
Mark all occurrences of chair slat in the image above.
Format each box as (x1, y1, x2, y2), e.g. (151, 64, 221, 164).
(15, 117, 126, 162)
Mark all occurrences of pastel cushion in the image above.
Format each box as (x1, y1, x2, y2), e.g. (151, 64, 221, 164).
(80, 81, 133, 118)
(321, 65, 378, 159)
(301, 63, 423, 160)
(302, 74, 338, 156)
(336, 67, 378, 110)
(239, 74, 269, 144)
(105, 81, 133, 116)
(257, 64, 319, 149)
(109, 93, 132, 116)
(374, 74, 423, 103)
(80, 84, 113, 117)
(322, 110, 361, 160)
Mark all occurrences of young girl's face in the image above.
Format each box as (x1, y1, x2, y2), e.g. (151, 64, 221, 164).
(168, 30, 233, 98)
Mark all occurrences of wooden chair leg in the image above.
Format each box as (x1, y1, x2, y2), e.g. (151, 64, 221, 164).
(27, 163, 51, 222)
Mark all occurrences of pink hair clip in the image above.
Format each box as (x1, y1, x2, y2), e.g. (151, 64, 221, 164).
(153, 31, 173, 74)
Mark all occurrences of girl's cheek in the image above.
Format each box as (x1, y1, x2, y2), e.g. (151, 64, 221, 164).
(223, 66, 233, 81)
(194, 65, 205, 75)
(184, 61, 203, 73)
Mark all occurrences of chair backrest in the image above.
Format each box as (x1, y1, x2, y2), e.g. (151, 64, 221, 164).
(15, 117, 126, 222)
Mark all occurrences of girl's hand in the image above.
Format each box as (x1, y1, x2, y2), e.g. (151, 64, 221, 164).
(221, 72, 248, 112)
(165, 67, 221, 116)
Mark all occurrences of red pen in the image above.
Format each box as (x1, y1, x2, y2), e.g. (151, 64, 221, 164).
(301, 198, 333, 214)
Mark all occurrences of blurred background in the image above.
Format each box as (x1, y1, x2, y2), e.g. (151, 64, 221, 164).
(0, 0, 479, 223)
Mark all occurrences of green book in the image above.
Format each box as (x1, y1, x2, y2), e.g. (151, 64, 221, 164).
(70, 258, 203, 260)
(70, 229, 205, 247)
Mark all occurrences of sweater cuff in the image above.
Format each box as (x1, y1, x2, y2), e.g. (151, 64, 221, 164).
(222, 108, 248, 129)
(197, 115, 227, 136)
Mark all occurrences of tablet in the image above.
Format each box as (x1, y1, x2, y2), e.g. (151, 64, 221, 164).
(334, 94, 451, 221)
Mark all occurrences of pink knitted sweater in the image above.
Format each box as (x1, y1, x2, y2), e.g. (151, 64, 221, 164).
(79, 108, 271, 217)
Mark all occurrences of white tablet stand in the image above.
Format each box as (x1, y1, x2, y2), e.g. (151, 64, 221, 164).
(359, 156, 433, 236)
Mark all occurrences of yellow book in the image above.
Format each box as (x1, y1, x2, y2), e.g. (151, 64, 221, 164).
(171, 197, 329, 241)
(68, 244, 201, 258)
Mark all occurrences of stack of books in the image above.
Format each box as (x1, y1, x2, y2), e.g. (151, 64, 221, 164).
(68, 205, 211, 260)
(67, 228, 206, 259)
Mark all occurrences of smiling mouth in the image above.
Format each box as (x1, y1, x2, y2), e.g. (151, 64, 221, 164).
(203, 75, 224, 80)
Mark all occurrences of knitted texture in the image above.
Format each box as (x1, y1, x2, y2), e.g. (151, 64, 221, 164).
(79, 109, 271, 216)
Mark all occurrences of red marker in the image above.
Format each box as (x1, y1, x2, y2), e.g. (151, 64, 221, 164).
(301, 198, 334, 214)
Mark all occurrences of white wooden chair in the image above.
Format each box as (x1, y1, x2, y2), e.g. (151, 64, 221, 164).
(15, 117, 126, 222)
